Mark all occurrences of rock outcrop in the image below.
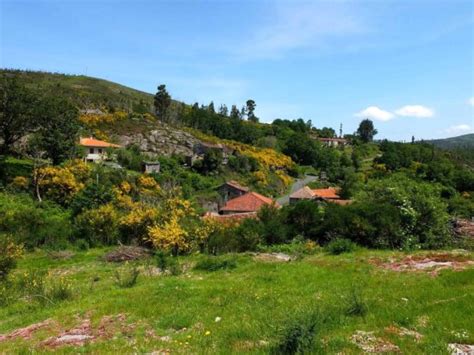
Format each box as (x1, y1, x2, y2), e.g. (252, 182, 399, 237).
(116, 122, 199, 157)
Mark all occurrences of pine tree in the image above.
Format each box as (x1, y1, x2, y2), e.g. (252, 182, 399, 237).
(153, 84, 171, 121)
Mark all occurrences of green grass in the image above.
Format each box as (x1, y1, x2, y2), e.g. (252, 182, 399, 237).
(0, 248, 473, 353)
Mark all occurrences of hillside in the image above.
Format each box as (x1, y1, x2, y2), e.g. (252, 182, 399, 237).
(428, 133, 474, 150)
(1, 69, 157, 114)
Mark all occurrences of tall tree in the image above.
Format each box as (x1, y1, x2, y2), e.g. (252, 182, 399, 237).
(153, 84, 171, 121)
(246, 99, 257, 122)
(356, 119, 378, 143)
(230, 105, 240, 120)
(33, 97, 80, 165)
(0, 76, 38, 154)
(218, 104, 228, 116)
(208, 101, 215, 114)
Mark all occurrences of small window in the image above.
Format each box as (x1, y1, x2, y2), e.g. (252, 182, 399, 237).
(89, 148, 94, 154)
(98, 148, 103, 154)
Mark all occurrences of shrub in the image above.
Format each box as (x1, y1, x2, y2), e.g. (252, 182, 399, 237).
(325, 238, 355, 255)
(0, 193, 72, 249)
(272, 310, 320, 354)
(0, 235, 23, 280)
(194, 256, 237, 272)
(233, 219, 264, 252)
(114, 265, 140, 288)
(75, 203, 120, 246)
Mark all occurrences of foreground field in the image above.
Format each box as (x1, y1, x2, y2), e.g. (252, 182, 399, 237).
(1, 248, 473, 354)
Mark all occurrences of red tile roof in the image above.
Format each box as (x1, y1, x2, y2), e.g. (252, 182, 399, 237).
(79, 137, 122, 148)
(312, 187, 340, 199)
(220, 192, 278, 213)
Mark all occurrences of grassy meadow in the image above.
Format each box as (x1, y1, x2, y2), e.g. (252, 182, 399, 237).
(1, 248, 473, 354)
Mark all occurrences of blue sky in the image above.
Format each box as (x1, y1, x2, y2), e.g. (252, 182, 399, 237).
(1, 0, 473, 140)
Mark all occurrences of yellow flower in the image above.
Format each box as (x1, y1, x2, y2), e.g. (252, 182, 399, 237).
(205, 331, 211, 336)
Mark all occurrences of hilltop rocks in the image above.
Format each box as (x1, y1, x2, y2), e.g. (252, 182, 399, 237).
(117, 122, 199, 157)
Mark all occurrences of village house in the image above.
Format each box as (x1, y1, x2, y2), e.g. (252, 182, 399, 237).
(142, 161, 161, 174)
(217, 180, 249, 203)
(79, 137, 122, 163)
(316, 137, 349, 147)
(289, 186, 316, 204)
(289, 186, 352, 205)
(219, 191, 279, 215)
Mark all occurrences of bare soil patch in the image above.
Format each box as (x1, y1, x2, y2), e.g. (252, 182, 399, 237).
(0, 313, 140, 348)
(351, 330, 400, 353)
(370, 253, 473, 276)
(448, 343, 474, 355)
(0, 319, 59, 342)
(103, 246, 151, 262)
(385, 325, 423, 342)
(253, 252, 293, 262)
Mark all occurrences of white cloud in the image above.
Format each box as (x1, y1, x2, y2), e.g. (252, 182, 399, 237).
(354, 106, 395, 121)
(468, 97, 474, 106)
(394, 105, 434, 118)
(445, 124, 473, 135)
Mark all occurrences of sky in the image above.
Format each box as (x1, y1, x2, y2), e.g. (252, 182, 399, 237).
(1, 0, 473, 141)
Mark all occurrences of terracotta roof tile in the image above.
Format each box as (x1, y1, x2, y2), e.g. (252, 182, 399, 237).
(79, 137, 122, 148)
(312, 187, 340, 199)
(220, 192, 278, 213)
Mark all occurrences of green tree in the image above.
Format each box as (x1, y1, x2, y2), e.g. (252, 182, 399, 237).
(356, 119, 378, 143)
(208, 101, 215, 114)
(0, 75, 39, 154)
(246, 99, 258, 123)
(33, 97, 80, 165)
(218, 104, 228, 116)
(339, 167, 359, 199)
(154, 84, 171, 121)
(230, 105, 240, 119)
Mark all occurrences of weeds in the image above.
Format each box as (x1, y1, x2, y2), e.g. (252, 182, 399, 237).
(344, 286, 368, 317)
(194, 256, 237, 272)
(114, 265, 140, 288)
(272, 310, 320, 354)
(155, 252, 182, 275)
(46, 277, 73, 301)
(325, 238, 356, 255)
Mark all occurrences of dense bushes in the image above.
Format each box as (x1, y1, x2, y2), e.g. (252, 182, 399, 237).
(0, 193, 73, 249)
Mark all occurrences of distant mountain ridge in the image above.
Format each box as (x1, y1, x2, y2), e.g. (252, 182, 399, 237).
(427, 133, 474, 150)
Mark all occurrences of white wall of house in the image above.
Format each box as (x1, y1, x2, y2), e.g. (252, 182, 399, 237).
(84, 147, 107, 162)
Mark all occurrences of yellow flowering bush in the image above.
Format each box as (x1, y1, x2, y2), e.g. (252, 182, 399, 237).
(148, 215, 189, 254)
(0, 236, 24, 280)
(75, 203, 120, 245)
(10, 176, 29, 190)
(79, 111, 128, 127)
(36, 166, 84, 205)
(146, 197, 199, 254)
(120, 204, 159, 243)
(187, 129, 294, 190)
